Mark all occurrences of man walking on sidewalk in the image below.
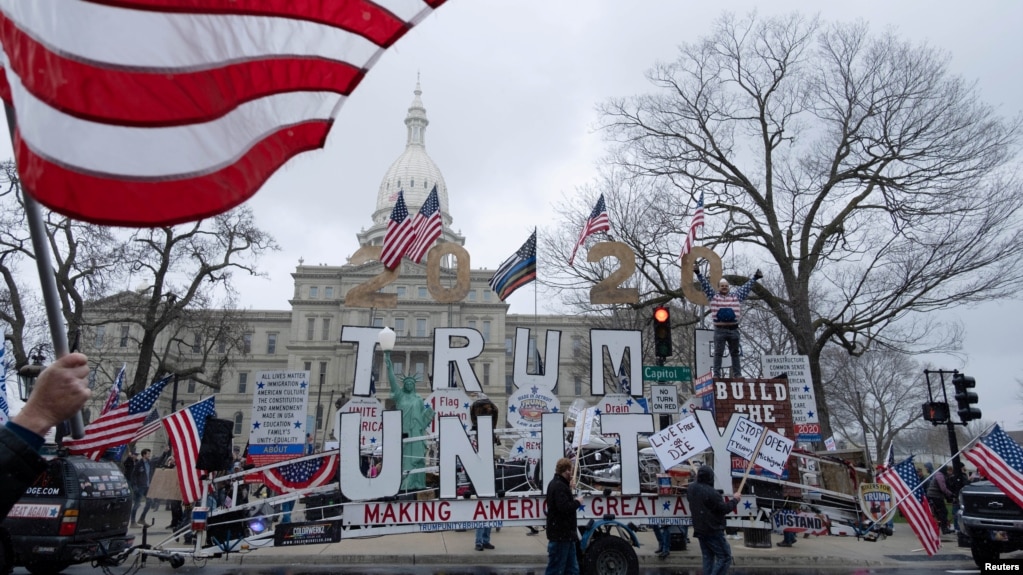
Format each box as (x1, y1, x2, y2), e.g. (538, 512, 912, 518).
(545, 458, 582, 575)
(129, 448, 153, 527)
(688, 465, 740, 575)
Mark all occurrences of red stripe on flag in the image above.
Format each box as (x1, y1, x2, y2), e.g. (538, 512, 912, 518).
(0, 19, 363, 127)
(16, 121, 331, 226)
(165, 410, 203, 505)
(965, 445, 1023, 509)
(83, 0, 417, 47)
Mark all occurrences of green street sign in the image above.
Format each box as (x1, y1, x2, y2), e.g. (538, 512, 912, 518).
(642, 365, 691, 382)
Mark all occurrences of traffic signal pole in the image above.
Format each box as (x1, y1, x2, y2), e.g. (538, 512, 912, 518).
(923, 369, 977, 492)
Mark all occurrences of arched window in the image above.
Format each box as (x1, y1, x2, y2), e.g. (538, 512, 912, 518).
(233, 411, 243, 435)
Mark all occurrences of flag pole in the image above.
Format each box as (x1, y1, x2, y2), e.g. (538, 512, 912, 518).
(3, 104, 85, 439)
(875, 421, 996, 525)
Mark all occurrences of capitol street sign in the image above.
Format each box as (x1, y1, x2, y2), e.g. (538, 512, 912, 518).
(642, 365, 691, 382)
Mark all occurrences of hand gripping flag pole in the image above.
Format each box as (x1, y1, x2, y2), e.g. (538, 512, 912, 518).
(3, 103, 84, 438)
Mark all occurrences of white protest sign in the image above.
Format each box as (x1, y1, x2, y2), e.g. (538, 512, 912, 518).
(336, 396, 384, 450)
(755, 429, 795, 476)
(726, 417, 765, 461)
(762, 355, 820, 442)
(650, 384, 679, 415)
(250, 370, 310, 447)
(597, 393, 649, 415)
(427, 387, 471, 434)
(574, 407, 596, 451)
(648, 414, 710, 470)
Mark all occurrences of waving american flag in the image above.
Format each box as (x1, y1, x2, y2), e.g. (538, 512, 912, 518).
(0, 0, 448, 227)
(877, 456, 940, 556)
(165, 396, 217, 505)
(407, 186, 443, 264)
(964, 424, 1023, 510)
(65, 375, 171, 457)
(568, 194, 610, 266)
(381, 191, 415, 270)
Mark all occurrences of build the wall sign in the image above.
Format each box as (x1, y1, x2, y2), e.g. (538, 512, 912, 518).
(713, 378, 795, 479)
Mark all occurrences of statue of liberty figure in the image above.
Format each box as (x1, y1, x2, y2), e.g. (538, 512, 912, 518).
(385, 352, 434, 491)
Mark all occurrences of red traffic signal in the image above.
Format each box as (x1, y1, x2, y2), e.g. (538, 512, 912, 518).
(652, 306, 672, 358)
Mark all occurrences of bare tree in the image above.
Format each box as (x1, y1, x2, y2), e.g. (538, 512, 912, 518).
(586, 12, 1023, 439)
(821, 347, 929, 462)
(87, 207, 278, 395)
(0, 157, 278, 404)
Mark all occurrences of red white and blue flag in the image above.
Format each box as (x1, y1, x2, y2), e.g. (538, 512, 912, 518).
(681, 192, 704, 259)
(964, 424, 1023, 510)
(569, 194, 610, 265)
(380, 191, 415, 270)
(99, 364, 126, 418)
(65, 374, 171, 458)
(0, 0, 448, 227)
(164, 396, 217, 505)
(877, 456, 941, 556)
(406, 186, 443, 264)
(263, 452, 339, 493)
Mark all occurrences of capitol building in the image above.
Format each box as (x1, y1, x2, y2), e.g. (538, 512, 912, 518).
(85, 83, 598, 453)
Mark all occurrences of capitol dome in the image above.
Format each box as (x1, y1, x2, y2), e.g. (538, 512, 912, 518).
(372, 81, 451, 226)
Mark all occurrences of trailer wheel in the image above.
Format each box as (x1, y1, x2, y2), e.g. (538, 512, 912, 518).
(583, 535, 638, 575)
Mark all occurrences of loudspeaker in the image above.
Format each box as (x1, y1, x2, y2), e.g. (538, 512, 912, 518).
(196, 417, 234, 471)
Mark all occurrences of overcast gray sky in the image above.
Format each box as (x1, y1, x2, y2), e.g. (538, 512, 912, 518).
(4, 1, 1021, 430)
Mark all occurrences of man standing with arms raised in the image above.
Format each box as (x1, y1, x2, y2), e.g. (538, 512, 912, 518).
(545, 457, 583, 575)
(694, 264, 762, 378)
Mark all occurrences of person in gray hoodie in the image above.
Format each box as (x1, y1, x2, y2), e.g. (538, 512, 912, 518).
(687, 465, 741, 575)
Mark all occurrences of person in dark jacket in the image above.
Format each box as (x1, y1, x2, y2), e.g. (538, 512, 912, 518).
(687, 465, 741, 575)
(545, 457, 582, 575)
(129, 448, 154, 526)
(0, 353, 91, 520)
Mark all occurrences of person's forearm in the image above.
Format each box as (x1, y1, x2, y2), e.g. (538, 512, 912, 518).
(11, 406, 54, 438)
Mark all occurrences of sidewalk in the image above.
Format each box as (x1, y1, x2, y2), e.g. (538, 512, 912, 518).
(130, 506, 984, 569)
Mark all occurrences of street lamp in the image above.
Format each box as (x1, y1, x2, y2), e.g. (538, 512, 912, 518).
(378, 326, 396, 353)
(17, 346, 47, 401)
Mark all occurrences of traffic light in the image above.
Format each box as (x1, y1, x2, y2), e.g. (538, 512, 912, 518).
(652, 306, 672, 358)
(922, 401, 949, 424)
(952, 372, 981, 422)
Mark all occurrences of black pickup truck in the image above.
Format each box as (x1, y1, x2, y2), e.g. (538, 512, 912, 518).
(957, 480, 1023, 567)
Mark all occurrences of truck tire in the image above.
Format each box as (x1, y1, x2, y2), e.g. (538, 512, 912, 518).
(583, 535, 638, 575)
(970, 541, 999, 568)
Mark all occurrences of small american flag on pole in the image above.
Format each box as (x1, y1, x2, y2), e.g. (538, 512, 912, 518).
(406, 186, 443, 264)
(65, 375, 171, 458)
(380, 191, 415, 270)
(877, 456, 941, 556)
(99, 364, 126, 418)
(568, 194, 610, 266)
(963, 424, 1023, 510)
(680, 192, 704, 259)
(164, 396, 217, 505)
(131, 407, 163, 442)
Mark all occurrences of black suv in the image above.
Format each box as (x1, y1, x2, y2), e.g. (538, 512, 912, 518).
(0, 454, 134, 575)
(957, 480, 1023, 567)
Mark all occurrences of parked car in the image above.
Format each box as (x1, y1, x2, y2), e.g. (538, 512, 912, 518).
(957, 479, 1023, 568)
(0, 454, 134, 575)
